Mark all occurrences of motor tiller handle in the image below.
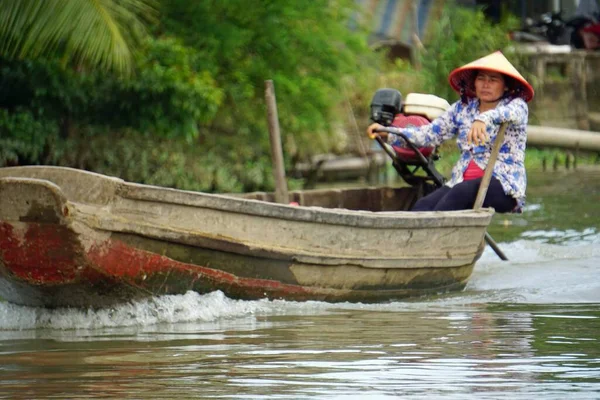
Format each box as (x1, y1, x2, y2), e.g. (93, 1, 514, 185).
(372, 127, 443, 186)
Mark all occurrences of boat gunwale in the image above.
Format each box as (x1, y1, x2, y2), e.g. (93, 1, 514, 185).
(0, 165, 494, 229)
(117, 183, 494, 229)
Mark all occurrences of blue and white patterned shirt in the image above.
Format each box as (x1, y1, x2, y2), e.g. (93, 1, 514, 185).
(386, 97, 529, 209)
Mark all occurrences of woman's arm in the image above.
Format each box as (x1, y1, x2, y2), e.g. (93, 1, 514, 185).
(368, 101, 461, 148)
(468, 97, 528, 145)
(476, 97, 528, 127)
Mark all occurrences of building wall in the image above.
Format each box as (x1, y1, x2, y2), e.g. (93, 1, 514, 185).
(526, 50, 600, 131)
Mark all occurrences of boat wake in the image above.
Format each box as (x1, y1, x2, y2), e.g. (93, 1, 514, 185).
(462, 228, 600, 305)
(1, 230, 598, 331)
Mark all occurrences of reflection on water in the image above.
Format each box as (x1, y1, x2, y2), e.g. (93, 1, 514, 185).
(488, 167, 600, 243)
(0, 169, 599, 399)
(0, 294, 598, 399)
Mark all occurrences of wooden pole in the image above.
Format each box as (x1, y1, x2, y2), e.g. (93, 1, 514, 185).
(474, 122, 509, 261)
(473, 123, 508, 210)
(265, 80, 289, 204)
(526, 125, 600, 151)
(411, 0, 421, 70)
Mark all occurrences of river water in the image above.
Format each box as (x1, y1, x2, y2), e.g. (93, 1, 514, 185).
(0, 168, 599, 399)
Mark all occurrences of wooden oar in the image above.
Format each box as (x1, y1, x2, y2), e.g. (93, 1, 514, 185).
(473, 122, 509, 261)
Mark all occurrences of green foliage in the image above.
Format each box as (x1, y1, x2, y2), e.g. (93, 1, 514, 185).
(397, 2, 520, 102)
(0, 0, 157, 75)
(159, 0, 380, 157)
(0, 109, 58, 166)
(524, 147, 599, 170)
(0, 37, 223, 142)
(0, 57, 89, 122)
(93, 37, 224, 140)
(50, 129, 301, 193)
(1, 0, 381, 192)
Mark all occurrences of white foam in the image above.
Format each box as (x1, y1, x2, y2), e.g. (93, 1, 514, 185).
(1, 231, 599, 331)
(0, 291, 254, 331)
(479, 229, 600, 264)
(0, 290, 343, 332)
(465, 230, 600, 304)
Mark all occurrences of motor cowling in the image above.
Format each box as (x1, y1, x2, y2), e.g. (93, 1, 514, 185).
(390, 114, 434, 161)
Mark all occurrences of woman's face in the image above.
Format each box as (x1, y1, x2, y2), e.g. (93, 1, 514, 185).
(474, 71, 506, 103)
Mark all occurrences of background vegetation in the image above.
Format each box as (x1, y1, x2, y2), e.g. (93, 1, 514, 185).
(0, 1, 595, 193)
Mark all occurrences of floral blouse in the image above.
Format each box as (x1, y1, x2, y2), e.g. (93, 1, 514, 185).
(386, 96, 529, 209)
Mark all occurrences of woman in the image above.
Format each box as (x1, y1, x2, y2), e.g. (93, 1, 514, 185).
(367, 51, 534, 212)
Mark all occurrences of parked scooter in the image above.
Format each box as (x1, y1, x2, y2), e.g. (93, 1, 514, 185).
(569, 17, 600, 49)
(510, 10, 596, 48)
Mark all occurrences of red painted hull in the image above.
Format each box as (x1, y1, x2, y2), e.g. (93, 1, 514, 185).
(0, 221, 313, 307)
(0, 220, 471, 308)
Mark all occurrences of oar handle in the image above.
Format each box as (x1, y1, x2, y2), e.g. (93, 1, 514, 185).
(473, 122, 508, 210)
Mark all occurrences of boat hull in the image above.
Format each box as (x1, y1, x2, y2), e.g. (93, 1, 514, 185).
(0, 166, 491, 308)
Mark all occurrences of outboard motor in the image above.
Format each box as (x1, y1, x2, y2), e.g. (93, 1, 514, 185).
(369, 89, 446, 189)
(370, 88, 402, 126)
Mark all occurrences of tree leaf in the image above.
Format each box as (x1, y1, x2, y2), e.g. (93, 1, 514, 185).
(0, 0, 157, 75)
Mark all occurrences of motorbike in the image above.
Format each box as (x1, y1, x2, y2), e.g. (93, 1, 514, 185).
(510, 10, 596, 48)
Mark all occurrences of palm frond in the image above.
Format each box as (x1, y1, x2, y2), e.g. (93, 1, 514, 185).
(0, 0, 157, 75)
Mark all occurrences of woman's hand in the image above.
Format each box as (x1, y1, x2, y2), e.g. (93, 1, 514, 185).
(367, 123, 388, 140)
(468, 120, 487, 146)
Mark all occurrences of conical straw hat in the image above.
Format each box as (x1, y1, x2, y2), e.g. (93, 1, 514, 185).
(448, 51, 534, 102)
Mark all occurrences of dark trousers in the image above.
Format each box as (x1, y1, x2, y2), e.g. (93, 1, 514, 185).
(411, 177, 516, 213)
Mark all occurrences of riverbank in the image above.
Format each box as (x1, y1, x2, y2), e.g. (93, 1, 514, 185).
(367, 140, 600, 188)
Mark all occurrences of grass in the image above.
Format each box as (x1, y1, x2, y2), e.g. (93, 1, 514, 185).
(438, 142, 598, 175)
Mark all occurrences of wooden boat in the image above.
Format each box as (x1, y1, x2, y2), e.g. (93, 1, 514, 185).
(0, 166, 493, 308)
